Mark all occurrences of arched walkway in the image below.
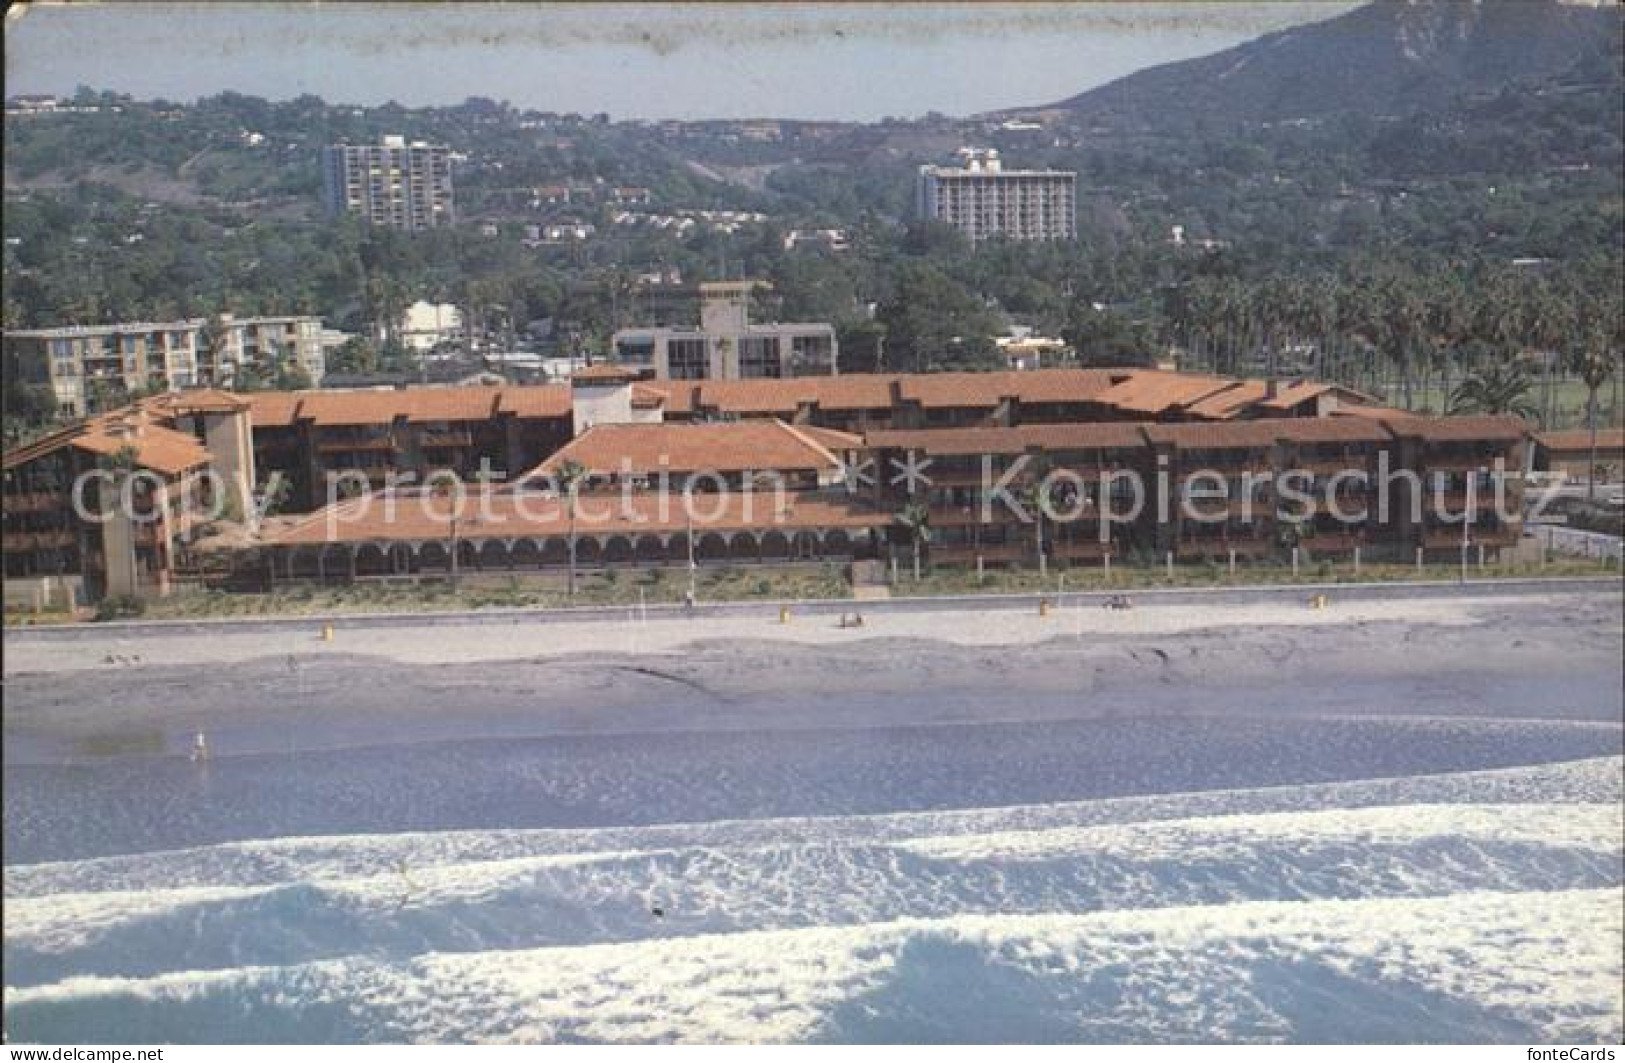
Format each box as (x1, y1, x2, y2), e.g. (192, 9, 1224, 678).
(355, 542, 389, 577)
(759, 530, 791, 561)
(511, 538, 542, 568)
(696, 532, 730, 563)
(477, 539, 509, 569)
(634, 534, 667, 564)
(603, 535, 635, 564)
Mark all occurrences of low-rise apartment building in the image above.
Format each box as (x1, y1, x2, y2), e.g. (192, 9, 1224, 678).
(4, 313, 325, 414)
(612, 280, 838, 380)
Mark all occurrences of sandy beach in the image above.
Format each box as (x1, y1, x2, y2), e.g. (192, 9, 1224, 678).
(4, 583, 1620, 768)
(7, 583, 1622, 676)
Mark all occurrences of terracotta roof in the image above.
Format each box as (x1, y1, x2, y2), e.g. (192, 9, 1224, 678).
(294, 389, 491, 426)
(695, 379, 807, 415)
(3, 413, 209, 477)
(800, 375, 899, 410)
(1143, 421, 1289, 450)
(496, 386, 572, 419)
(1379, 414, 1529, 443)
(263, 488, 891, 547)
(635, 381, 696, 415)
(144, 388, 250, 416)
(1183, 381, 1271, 420)
(244, 385, 571, 426)
(1256, 381, 1379, 411)
(866, 424, 1149, 457)
(244, 392, 306, 427)
(1534, 428, 1625, 453)
(896, 372, 1014, 409)
(1007, 369, 1126, 405)
(524, 419, 846, 479)
(630, 384, 667, 410)
(1091, 372, 1234, 415)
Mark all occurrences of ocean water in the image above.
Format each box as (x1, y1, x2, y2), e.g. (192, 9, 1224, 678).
(5, 641, 1623, 1043)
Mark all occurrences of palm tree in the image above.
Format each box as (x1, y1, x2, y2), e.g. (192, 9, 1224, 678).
(555, 459, 588, 597)
(895, 502, 931, 581)
(1567, 327, 1618, 502)
(1448, 362, 1538, 420)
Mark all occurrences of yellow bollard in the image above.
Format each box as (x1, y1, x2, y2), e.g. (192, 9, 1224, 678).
(1038, 597, 1052, 618)
(779, 604, 791, 625)
(321, 622, 334, 642)
(1308, 594, 1328, 610)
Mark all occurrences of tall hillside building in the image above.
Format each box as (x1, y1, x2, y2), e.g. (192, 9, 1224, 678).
(321, 136, 454, 230)
(916, 148, 1076, 243)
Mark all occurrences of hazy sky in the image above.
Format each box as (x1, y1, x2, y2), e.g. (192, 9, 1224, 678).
(5, 2, 1362, 121)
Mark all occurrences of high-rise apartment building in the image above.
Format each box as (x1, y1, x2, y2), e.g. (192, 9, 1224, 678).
(321, 135, 454, 230)
(916, 148, 1076, 243)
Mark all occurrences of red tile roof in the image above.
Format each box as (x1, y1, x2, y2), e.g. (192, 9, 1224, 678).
(244, 392, 306, 427)
(800, 375, 899, 410)
(144, 389, 250, 416)
(1533, 428, 1625, 453)
(1091, 372, 1235, 415)
(1256, 381, 1378, 411)
(3, 412, 210, 477)
(1379, 414, 1529, 443)
(524, 419, 847, 479)
(1142, 421, 1293, 450)
(1183, 381, 1271, 420)
(496, 386, 573, 419)
(695, 379, 807, 415)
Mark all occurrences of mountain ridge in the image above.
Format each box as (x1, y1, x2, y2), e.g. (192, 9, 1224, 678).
(1000, 0, 1622, 131)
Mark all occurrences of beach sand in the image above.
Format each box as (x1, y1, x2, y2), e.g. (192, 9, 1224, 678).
(4, 587, 1621, 761)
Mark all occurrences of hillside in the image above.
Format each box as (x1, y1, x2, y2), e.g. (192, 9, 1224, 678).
(1020, 0, 1622, 132)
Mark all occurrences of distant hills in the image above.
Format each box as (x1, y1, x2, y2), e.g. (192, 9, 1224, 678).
(1010, 0, 1622, 130)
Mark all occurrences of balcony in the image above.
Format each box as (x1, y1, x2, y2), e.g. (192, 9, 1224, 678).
(1049, 539, 1112, 561)
(3, 529, 76, 551)
(3, 491, 67, 514)
(1294, 455, 1375, 476)
(1298, 532, 1367, 555)
(317, 437, 396, 455)
(1175, 536, 1273, 559)
(420, 430, 474, 449)
(1421, 525, 1516, 550)
(1422, 453, 1506, 473)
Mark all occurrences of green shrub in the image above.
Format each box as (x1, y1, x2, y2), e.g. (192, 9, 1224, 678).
(93, 594, 147, 622)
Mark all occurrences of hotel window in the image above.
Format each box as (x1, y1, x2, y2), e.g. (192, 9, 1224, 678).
(667, 338, 709, 380)
(616, 337, 656, 367)
(738, 336, 781, 378)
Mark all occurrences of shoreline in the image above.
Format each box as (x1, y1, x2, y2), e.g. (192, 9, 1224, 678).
(5, 573, 1620, 644)
(2, 581, 1621, 676)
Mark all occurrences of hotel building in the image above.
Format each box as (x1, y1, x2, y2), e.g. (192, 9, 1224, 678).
(916, 149, 1077, 243)
(4, 368, 1536, 603)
